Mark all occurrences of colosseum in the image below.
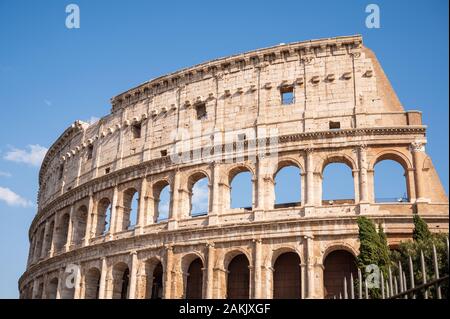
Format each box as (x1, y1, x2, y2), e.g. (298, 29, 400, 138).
(19, 35, 448, 299)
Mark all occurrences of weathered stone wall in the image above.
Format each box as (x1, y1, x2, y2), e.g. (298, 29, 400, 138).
(20, 35, 448, 299)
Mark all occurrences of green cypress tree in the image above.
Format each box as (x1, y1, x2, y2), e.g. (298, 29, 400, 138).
(356, 217, 392, 298)
(412, 214, 432, 242)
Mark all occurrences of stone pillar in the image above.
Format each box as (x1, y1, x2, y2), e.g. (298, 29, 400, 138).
(40, 220, 51, 258)
(358, 145, 369, 203)
(135, 178, 147, 234)
(98, 257, 107, 299)
(206, 242, 215, 299)
(304, 235, 315, 298)
(209, 162, 220, 226)
(169, 172, 181, 230)
(253, 239, 262, 298)
(109, 185, 119, 238)
(128, 251, 138, 299)
(64, 205, 75, 252)
(41, 273, 48, 299)
(49, 214, 58, 257)
(305, 149, 314, 206)
(163, 244, 174, 299)
(56, 268, 64, 299)
(410, 142, 427, 202)
(73, 264, 82, 299)
(300, 263, 306, 299)
(83, 193, 94, 246)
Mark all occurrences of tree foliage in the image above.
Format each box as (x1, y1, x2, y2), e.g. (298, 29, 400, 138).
(356, 217, 391, 298)
(391, 214, 448, 299)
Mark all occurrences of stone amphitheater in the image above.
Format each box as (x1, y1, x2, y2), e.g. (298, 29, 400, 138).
(19, 35, 448, 299)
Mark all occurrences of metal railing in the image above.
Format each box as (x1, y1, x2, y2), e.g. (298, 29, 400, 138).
(336, 238, 449, 299)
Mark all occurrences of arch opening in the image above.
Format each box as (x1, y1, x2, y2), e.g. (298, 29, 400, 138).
(155, 182, 171, 222)
(112, 263, 130, 299)
(323, 250, 357, 299)
(73, 206, 88, 245)
(273, 252, 301, 299)
(189, 175, 209, 217)
(56, 213, 70, 252)
(374, 159, 409, 203)
(96, 198, 112, 236)
(185, 258, 203, 299)
(46, 278, 58, 299)
(226, 254, 250, 299)
(122, 188, 138, 231)
(274, 165, 301, 208)
(84, 267, 101, 299)
(230, 171, 253, 210)
(322, 162, 355, 205)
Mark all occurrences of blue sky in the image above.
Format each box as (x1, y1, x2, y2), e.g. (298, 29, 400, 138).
(0, 0, 448, 298)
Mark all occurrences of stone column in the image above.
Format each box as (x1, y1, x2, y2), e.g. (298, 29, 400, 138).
(253, 239, 262, 298)
(358, 145, 369, 203)
(135, 178, 147, 234)
(73, 264, 82, 299)
(163, 244, 174, 299)
(410, 142, 427, 202)
(305, 149, 314, 206)
(206, 242, 215, 299)
(40, 220, 51, 258)
(169, 171, 181, 230)
(98, 257, 107, 299)
(304, 235, 315, 298)
(128, 251, 138, 299)
(56, 268, 64, 299)
(109, 185, 119, 238)
(49, 213, 58, 257)
(300, 263, 306, 299)
(83, 193, 94, 246)
(209, 162, 220, 226)
(64, 205, 75, 252)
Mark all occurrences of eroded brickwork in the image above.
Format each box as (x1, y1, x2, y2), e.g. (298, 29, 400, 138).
(19, 35, 448, 299)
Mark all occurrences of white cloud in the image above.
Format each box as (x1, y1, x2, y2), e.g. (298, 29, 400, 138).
(0, 171, 12, 177)
(191, 179, 209, 214)
(3, 145, 48, 167)
(44, 99, 52, 106)
(0, 186, 33, 207)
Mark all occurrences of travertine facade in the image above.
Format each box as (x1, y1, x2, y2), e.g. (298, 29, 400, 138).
(19, 35, 448, 299)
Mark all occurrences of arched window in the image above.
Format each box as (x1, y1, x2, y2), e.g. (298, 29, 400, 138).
(230, 171, 253, 209)
(96, 198, 112, 236)
(226, 254, 250, 299)
(73, 206, 88, 245)
(112, 263, 129, 299)
(185, 258, 203, 299)
(154, 182, 171, 222)
(122, 188, 138, 231)
(189, 175, 209, 217)
(273, 252, 301, 299)
(323, 250, 357, 299)
(146, 261, 163, 299)
(374, 159, 408, 203)
(274, 165, 301, 207)
(322, 162, 355, 204)
(84, 267, 101, 299)
(56, 213, 70, 252)
(34, 227, 45, 260)
(46, 278, 58, 299)
(43, 220, 54, 257)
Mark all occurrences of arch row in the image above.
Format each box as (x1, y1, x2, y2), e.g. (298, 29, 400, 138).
(21, 239, 360, 299)
(28, 147, 420, 267)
